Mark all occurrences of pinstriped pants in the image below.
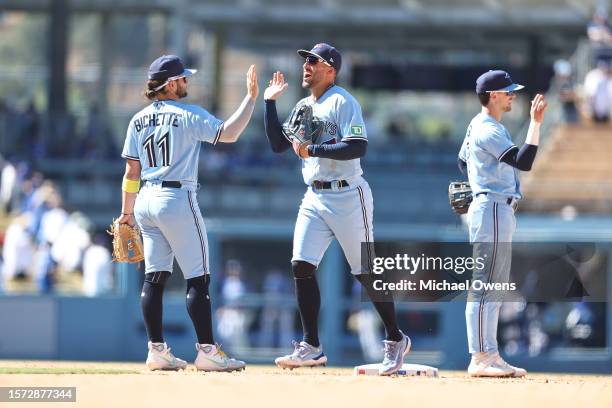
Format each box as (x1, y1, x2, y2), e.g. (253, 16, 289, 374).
(291, 180, 374, 275)
(465, 195, 516, 354)
(134, 184, 209, 279)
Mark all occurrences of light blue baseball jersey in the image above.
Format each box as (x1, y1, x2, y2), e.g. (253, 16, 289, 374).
(122, 100, 223, 188)
(458, 113, 521, 199)
(286, 85, 367, 185)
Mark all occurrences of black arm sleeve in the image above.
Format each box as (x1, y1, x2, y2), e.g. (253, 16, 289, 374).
(308, 139, 367, 160)
(264, 100, 291, 153)
(458, 158, 468, 177)
(500, 144, 538, 171)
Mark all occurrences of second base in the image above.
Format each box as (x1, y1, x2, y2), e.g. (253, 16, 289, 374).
(354, 363, 438, 377)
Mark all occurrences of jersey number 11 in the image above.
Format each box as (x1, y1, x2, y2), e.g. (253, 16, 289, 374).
(143, 132, 171, 167)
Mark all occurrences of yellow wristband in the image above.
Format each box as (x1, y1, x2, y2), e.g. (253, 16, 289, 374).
(122, 178, 140, 193)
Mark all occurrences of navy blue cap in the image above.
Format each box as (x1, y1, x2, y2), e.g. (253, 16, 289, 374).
(476, 70, 524, 94)
(298, 43, 342, 73)
(148, 55, 197, 81)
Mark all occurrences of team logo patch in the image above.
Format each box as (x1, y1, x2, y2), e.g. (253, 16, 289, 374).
(350, 125, 364, 136)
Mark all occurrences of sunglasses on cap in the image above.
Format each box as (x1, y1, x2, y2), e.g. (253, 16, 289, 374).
(487, 90, 516, 96)
(305, 55, 331, 67)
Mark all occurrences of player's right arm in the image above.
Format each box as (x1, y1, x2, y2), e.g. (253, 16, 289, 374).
(263, 71, 291, 153)
(118, 122, 141, 226)
(117, 159, 141, 226)
(498, 94, 547, 171)
(457, 125, 470, 177)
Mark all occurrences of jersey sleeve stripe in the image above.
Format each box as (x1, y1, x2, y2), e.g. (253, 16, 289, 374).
(341, 136, 368, 142)
(498, 145, 517, 161)
(122, 154, 140, 161)
(213, 122, 224, 145)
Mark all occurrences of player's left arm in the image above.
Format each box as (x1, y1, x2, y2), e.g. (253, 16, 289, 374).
(218, 65, 258, 143)
(304, 95, 368, 160)
(307, 139, 366, 160)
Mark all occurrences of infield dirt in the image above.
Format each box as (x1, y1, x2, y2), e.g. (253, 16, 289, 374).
(0, 361, 610, 408)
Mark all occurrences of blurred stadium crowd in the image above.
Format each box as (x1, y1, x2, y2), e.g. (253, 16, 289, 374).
(0, 159, 113, 296)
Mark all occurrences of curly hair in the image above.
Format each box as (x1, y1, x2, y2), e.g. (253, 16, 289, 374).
(144, 79, 167, 101)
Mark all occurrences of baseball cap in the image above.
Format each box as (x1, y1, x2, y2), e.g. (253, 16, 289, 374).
(148, 55, 197, 81)
(476, 70, 524, 94)
(298, 43, 342, 73)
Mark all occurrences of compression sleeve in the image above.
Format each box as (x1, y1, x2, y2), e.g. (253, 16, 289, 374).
(308, 140, 367, 160)
(264, 100, 291, 153)
(500, 144, 538, 171)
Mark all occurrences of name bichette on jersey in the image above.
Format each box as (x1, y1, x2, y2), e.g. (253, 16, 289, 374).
(133, 112, 182, 132)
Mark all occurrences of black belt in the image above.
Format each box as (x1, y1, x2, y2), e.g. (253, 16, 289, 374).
(476, 192, 514, 205)
(312, 180, 349, 190)
(162, 181, 182, 188)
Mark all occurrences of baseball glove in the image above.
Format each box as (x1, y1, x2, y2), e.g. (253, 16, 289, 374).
(448, 181, 473, 215)
(107, 221, 144, 263)
(283, 103, 324, 144)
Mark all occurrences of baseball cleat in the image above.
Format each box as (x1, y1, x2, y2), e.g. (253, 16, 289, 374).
(194, 343, 246, 372)
(146, 342, 187, 371)
(275, 340, 327, 369)
(379, 331, 411, 376)
(467, 352, 521, 377)
(492, 353, 527, 377)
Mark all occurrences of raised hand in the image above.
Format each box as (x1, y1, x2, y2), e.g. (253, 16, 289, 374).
(530, 94, 547, 124)
(264, 71, 289, 101)
(247, 64, 258, 100)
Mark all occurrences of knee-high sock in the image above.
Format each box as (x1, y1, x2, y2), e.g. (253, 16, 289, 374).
(141, 271, 171, 343)
(355, 274, 403, 342)
(186, 275, 214, 345)
(295, 276, 321, 347)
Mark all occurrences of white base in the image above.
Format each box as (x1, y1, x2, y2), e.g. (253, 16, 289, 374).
(354, 363, 438, 377)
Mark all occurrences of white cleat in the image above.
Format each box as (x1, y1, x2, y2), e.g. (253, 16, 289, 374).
(275, 341, 328, 369)
(194, 343, 246, 372)
(468, 352, 524, 377)
(146, 342, 187, 371)
(379, 331, 412, 376)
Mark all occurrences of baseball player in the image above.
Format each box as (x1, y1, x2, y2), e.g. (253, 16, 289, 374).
(117, 55, 258, 371)
(263, 43, 410, 375)
(458, 70, 547, 377)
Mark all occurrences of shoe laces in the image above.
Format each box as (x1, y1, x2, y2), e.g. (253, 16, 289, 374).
(491, 353, 511, 368)
(214, 343, 229, 360)
(382, 340, 398, 362)
(291, 340, 310, 357)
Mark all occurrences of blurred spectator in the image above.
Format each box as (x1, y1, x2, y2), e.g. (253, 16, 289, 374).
(51, 212, 92, 273)
(82, 233, 113, 297)
(587, 10, 612, 57)
(0, 159, 17, 213)
(2, 214, 34, 280)
(79, 104, 118, 159)
(583, 59, 612, 123)
(216, 259, 252, 349)
(33, 187, 68, 293)
(553, 60, 579, 124)
(257, 268, 294, 348)
(16, 101, 41, 160)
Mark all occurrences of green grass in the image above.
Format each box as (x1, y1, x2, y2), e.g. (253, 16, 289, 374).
(0, 367, 140, 375)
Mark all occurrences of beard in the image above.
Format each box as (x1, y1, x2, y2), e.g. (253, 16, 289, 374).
(302, 78, 313, 89)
